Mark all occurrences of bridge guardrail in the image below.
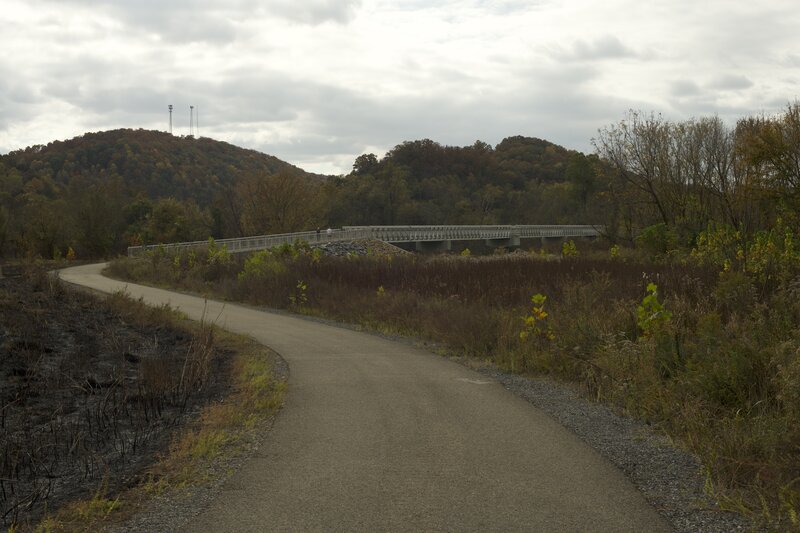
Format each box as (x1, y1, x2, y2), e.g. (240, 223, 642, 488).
(128, 224, 604, 257)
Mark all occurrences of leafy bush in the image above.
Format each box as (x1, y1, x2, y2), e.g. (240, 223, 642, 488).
(693, 219, 800, 284)
(239, 250, 287, 281)
(519, 294, 554, 343)
(561, 239, 578, 257)
(636, 223, 678, 258)
(636, 283, 672, 338)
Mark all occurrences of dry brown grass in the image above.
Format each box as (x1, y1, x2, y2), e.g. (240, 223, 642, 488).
(109, 245, 800, 529)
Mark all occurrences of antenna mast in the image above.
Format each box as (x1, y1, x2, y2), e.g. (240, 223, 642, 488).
(189, 105, 194, 137)
(168, 104, 173, 134)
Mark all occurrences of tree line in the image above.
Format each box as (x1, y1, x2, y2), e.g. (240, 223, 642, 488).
(1, 131, 598, 258)
(594, 102, 800, 260)
(2, 103, 798, 259)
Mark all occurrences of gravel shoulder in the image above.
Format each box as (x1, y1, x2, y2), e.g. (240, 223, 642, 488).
(461, 360, 754, 532)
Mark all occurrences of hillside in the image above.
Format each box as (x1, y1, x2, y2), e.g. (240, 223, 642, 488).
(0, 130, 607, 259)
(327, 136, 607, 227)
(1, 129, 317, 207)
(0, 129, 329, 258)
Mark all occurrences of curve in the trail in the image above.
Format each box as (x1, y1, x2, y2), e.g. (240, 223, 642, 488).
(59, 263, 671, 533)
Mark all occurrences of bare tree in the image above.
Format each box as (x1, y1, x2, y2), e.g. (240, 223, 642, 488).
(595, 111, 767, 237)
(594, 111, 673, 226)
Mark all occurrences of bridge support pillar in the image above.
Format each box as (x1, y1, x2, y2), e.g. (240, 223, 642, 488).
(485, 237, 520, 249)
(415, 240, 452, 253)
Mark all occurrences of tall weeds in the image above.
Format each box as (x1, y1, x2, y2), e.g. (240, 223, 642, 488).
(110, 246, 800, 529)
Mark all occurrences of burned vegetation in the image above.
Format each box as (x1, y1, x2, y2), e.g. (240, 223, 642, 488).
(0, 269, 231, 527)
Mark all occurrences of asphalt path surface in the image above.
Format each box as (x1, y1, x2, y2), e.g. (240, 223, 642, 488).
(60, 263, 672, 532)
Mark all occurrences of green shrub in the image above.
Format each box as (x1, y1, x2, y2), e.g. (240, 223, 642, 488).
(636, 223, 678, 258)
(238, 250, 287, 281)
(693, 219, 800, 284)
(561, 239, 578, 257)
(636, 283, 672, 338)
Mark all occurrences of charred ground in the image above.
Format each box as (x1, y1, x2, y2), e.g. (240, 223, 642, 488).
(0, 268, 232, 528)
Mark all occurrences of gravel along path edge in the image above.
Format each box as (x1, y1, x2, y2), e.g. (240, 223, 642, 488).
(458, 358, 754, 532)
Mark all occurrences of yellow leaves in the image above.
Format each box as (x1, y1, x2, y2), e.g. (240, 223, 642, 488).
(520, 293, 555, 343)
(561, 240, 578, 257)
(636, 283, 672, 337)
(289, 280, 308, 307)
(694, 219, 800, 282)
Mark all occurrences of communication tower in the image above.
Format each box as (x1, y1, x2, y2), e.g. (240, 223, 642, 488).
(190, 105, 195, 137)
(168, 104, 173, 134)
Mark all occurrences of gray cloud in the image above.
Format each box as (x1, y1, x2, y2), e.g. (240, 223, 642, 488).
(6, 83, 41, 105)
(390, 0, 549, 16)
(0, 41, 647, 171)
(671, 80, 702, 97)
(193, 61, 648, 172)
(0, 64, 42, 130)
(550, 35, 639, 62)
(32, 0, 235, 43)
(265, 0, 362, 25)
(474, 0, 550, 15)
(34, 0, 360, 44)
(708, 74, 753, 91)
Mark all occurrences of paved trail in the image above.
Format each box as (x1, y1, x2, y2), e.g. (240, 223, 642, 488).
(60, 263, 672, 532)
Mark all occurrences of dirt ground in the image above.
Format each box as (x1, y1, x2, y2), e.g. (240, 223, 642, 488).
(0, 268, 231, 528)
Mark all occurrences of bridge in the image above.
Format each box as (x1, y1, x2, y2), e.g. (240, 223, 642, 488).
(127, 224, 604, 256)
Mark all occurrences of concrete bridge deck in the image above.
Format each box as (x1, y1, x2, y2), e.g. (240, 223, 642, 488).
(127, 224, 603, 256)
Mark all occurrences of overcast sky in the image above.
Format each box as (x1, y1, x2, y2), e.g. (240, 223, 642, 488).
(1, 0, 798, 174)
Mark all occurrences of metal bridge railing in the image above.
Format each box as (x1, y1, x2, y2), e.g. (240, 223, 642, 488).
(343, 225, 603, 243)
(127, 224, 604, 257)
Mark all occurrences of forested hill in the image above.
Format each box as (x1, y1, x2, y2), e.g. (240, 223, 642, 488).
(327, 136, 606, 227)
(0, 129, 326, 258)
(0, 129, 607, 259)
(1, 129, 315, 207)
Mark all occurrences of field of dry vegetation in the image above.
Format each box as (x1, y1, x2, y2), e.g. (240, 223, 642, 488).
(0, 265, 285, 531)
(109, 240, 800, 531)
